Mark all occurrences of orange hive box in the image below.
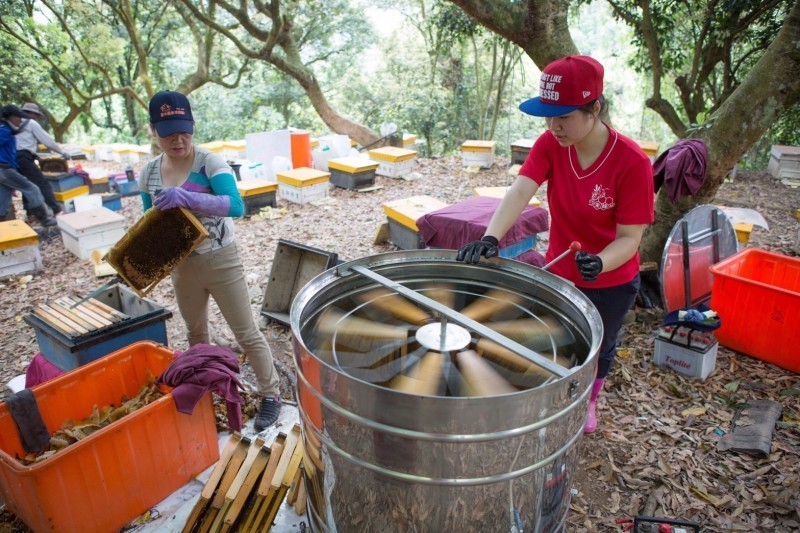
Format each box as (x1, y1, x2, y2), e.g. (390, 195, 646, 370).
(106, 207, 208, 296)
(0, 341, 219, 533)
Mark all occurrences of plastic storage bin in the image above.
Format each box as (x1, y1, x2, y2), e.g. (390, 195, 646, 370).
(0, 341, 219, 533)
(710, 248, 800, 373)
(24, 283, 172, 371)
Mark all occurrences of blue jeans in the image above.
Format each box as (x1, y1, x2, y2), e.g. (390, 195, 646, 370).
(579, 274, 640, 379)
(0, 167, 45, 217)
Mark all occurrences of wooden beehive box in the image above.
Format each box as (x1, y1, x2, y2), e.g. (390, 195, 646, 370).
(106, 207, 208, 297)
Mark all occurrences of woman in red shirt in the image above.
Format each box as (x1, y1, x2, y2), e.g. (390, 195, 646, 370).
(457, 55, 654, 433)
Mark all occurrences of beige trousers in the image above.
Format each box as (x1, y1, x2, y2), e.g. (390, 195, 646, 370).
(171, 241, 280, 396)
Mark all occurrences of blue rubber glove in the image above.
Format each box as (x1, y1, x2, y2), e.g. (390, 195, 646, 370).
(456, 236, 499, 264)
(575, 251, 603, 281)
(153, 187, 230, 217)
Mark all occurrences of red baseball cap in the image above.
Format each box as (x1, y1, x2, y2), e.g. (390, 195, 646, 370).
(149, 91, 194, 137)
(519, 55, 604, 117)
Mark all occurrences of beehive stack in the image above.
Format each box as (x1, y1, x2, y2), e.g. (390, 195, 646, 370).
(276, 167, 331, 204)
(767, 145, 800, 185)
(0, 220, 42, 276)
(381, 195, 449, 250)
(368, 147, 418, 178)
(461, 140, 496, 168)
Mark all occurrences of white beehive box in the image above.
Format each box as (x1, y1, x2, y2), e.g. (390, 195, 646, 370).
(222, 140, 247, 160)
(767, 145, 800, 180)
(276, 167, 331, 204)
(461, 140, 496, 168)
(0, 220, 42, 276)
(368, 147, 418, 178)
(57, 207, 127, 260)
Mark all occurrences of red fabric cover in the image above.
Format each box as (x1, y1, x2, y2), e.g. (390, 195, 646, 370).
(25, 353, 64, 388)
(416, 196, 548, 266)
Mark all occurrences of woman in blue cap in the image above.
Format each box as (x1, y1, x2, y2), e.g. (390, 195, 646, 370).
(457, 56, 655, 433)
(138, 91, 282, 431)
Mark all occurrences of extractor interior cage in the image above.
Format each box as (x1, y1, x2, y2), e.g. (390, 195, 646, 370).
(290, 250, 603, 532)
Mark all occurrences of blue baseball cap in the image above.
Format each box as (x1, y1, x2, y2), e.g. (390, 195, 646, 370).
(149, 91, 194, 137)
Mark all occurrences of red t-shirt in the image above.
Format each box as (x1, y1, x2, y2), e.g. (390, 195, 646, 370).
(519, 125, 654, 288)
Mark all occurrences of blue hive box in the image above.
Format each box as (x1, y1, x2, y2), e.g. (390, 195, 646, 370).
(24, 283, 172, 371)
(44, 172, 85, 193)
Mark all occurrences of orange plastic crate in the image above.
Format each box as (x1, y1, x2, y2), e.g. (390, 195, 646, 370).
(0, 341, 219, 532)
(710, 248, 800, 373)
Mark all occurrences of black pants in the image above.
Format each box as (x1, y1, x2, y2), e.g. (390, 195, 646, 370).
(17, 151, 59, 213)
(579, 274, 640, 379)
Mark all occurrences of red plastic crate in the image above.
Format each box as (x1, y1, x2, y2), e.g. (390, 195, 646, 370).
(710, 248, 800, 373)
(0, 341, 219, 532)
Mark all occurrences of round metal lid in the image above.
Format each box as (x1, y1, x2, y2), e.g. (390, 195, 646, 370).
(659, 204, 739, 312)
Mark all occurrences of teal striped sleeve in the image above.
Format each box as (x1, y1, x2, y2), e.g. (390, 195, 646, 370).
(141, 191, 153, 212)
(205, 154, 244, 217)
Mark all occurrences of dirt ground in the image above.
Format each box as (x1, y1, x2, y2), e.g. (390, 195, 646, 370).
(0, 154, 798, 532)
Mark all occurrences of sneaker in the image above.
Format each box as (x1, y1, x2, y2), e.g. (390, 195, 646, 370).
(254, 396, 282, 432)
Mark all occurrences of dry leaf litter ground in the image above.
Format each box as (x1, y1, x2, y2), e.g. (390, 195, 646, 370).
(0, 156, 798, 532)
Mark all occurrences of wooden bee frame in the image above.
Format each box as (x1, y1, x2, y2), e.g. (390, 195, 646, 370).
(106, 207, 208, 297)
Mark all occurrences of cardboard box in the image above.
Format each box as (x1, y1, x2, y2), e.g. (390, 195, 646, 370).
(0, 220, 42, 277)
(57, 207, 127, 260)
(653, 327, 718, 379)
(635, 140, 660, 162)
(0, 341, 218, 532)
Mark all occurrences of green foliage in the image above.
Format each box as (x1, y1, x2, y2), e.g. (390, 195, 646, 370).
(740, 104, 800, 169)
(602, 0, 794, 132)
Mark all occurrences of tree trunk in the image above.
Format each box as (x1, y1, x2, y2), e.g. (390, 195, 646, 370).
(639, 0, 800, 267)
(447, 0, 579, 64)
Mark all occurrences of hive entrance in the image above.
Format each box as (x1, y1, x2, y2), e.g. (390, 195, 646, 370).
(305, 281, 586, 397)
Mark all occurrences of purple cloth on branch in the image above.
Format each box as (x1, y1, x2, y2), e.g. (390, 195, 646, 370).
(416, 197, 548, 266)
(653, 139, 708, 203)
(157, 343, 243, 431)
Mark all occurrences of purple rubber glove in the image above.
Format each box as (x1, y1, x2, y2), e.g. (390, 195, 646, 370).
(153, 187, 230, 217)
